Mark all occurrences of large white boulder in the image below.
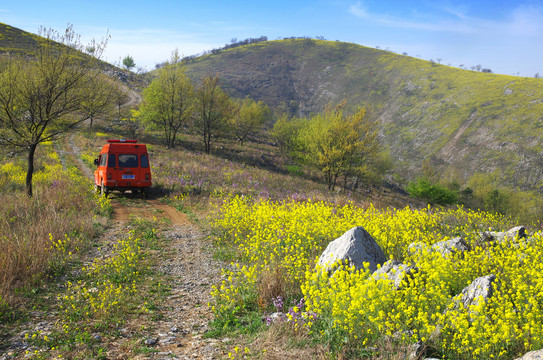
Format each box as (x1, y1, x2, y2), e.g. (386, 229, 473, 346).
(318, 226, 386, 273)
(515, 349, 543, 360)
(461, 274, 496, 308)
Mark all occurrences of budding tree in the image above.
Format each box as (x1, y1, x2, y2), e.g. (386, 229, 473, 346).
(192, 74, 234, 153)
(297, 101, 379, 191)
(229, 97, 270, 145)
(139, 50, 195, 149)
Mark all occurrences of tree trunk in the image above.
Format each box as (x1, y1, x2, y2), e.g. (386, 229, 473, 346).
(204, 130, 211, 154)
(326, 169, 333, 191)
(171, 132, 177, 149)
(26, 143, 37, 197)
(165, 127, 172, 149)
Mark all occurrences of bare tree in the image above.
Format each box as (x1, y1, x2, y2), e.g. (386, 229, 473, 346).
(0, 25, 109, 196)
(81, 75, 117, 129)
(112, 86, 131, 119)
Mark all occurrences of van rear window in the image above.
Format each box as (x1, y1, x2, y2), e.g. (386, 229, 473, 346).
(118, 154, 138, 168)
(107, 153, 116, 167)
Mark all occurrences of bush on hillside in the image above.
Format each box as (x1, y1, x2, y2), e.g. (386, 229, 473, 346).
(406, 177, 458, 205)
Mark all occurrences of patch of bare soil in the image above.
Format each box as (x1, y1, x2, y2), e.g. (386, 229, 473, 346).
(108, 196, 191, 226)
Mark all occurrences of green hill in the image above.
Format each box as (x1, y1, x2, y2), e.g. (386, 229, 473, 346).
(181, 38, 543, 193)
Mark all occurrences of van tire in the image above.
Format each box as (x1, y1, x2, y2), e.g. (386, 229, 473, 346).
(101, 180, 109, 198)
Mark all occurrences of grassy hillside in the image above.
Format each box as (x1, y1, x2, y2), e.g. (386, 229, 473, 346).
(181, 39, 543, 193)
(0, 23, 43, 55)
(0, 22, 145, 88)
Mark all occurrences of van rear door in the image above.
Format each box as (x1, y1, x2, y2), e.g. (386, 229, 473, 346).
(117, 153, 139, 184)
(140, 153, 151, 184)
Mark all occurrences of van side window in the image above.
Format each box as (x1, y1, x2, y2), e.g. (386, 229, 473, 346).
(118, 154, 138, 168)
(100, 154, 107, 166)
(140, 154, 149, 168)
(108, 154, 116, 167)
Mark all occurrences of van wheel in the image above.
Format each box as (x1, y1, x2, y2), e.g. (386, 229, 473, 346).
(101, 180, 109, 198)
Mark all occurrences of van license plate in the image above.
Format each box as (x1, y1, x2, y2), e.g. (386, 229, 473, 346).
(122, 174, 135, 180)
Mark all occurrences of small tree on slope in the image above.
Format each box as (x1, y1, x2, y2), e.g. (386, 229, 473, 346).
(0, 25, 109, 196)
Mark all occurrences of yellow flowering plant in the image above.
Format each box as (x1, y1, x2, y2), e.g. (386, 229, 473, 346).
(210, 195, 540, 359)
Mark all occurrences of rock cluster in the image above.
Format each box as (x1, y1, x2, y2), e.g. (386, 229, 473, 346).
(317, 225, 536, 359)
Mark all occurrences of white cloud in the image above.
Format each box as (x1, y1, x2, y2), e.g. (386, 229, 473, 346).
(345, 1, 543, 76)
(348, 2, 369, 18)
(348, 1, 473, 33)
(347, 1, 543, 35)
(441, 5, 469, 20)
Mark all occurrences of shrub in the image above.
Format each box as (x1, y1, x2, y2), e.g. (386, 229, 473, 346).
(406, 177, 458, 205)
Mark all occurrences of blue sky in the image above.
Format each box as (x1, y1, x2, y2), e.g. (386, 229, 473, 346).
(2, 0, 543, 76)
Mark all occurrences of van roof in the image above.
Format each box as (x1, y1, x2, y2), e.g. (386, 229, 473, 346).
(107, 139, 138, 143)
(101, 142, 148, 153)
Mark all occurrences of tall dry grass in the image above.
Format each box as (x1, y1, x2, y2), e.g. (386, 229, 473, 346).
(0, 157, 99, 310)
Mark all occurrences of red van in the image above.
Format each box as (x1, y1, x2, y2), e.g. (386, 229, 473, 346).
(93, 139, 152, 197)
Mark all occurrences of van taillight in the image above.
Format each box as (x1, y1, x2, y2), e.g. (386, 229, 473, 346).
(145, 173, 150, 181)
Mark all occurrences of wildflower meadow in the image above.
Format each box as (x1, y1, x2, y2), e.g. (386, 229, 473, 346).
(211, 196, 543, 359)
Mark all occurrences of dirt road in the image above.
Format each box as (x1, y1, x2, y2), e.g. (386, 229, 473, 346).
(101, 195, 224, 360)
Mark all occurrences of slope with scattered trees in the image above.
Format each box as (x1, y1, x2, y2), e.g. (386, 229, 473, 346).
(179, 38, 543, 198)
